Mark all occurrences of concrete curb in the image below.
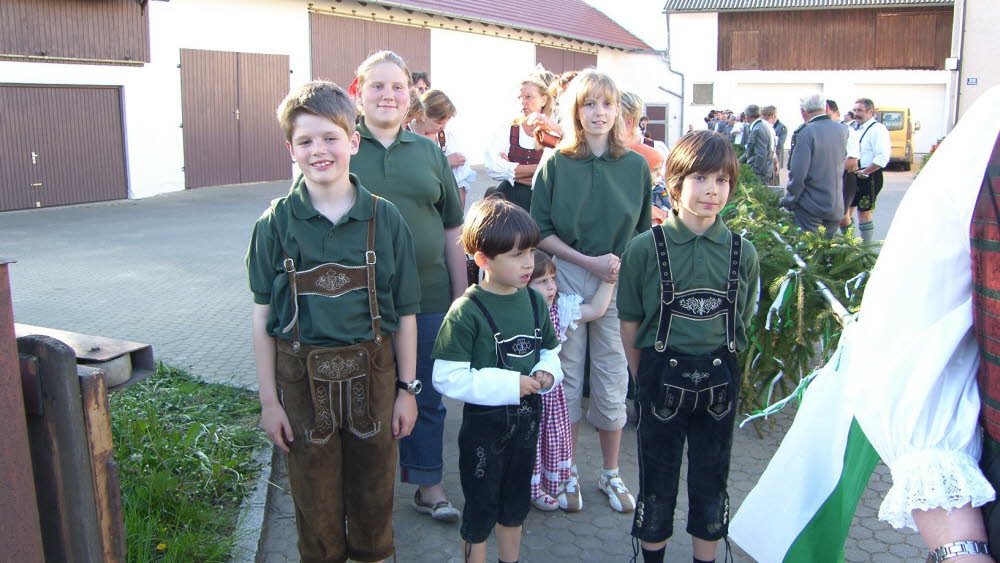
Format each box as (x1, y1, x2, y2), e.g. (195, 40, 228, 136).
(229, 444, 275, 563)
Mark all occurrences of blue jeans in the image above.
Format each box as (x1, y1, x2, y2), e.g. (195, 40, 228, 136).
(398, 312, 447, 485)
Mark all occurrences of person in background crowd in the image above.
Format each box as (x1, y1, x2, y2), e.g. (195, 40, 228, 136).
(761, 106, 781, 184)
(548, 71, 579, 122)
(739, 104, 775, 184)
(406, 89, 477, 209)
(843, 110, 857, 129)
(531, 69, 652, 515)
(849, 97, 891, 244)
(829, 104, 862, 233)
(485, 70, 558, 211)
(351, 51, 467, 524)
(639, 115, 649, 137)
(770, 107, 789, 170)
(826, 99, 842, 122)
(780, 93, 849, 237)
(412, 71, 430, 95)
(730, 113, 745, 145)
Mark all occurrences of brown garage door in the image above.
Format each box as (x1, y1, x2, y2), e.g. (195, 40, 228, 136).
(310, 13, 430, 88)
(0, 84, 127, 212)
(536, 46, 597, 74)
(180, 49, 291, 188)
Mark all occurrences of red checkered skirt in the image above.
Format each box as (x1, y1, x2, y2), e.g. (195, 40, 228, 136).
(532, 304, 574, 498)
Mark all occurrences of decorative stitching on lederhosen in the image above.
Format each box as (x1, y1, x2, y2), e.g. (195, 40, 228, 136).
(279, 195, 384, 443)
(507, 124, 543, 172)
(466, 290, 542, 422)
(651, 224, 742, 354)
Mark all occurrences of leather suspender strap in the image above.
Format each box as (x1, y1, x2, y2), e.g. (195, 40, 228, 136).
(651, 225, 675, 304)
(725, 233, 742, 352)
(467, 293, 502, 345)
(283, 253, 302, 351)
(366, 195, 382, 344)
(466, 290, 543, 367)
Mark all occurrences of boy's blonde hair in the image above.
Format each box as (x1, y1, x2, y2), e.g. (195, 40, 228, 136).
(276, 81, 355, 142)
(421, 89, 457, 122)
(557, 69, 628, 159)
(619, 91, 644, 129)
(664, 131, 740, 212)
(356, 50, 412, 90)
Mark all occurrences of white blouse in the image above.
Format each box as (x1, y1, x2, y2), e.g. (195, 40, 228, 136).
(484, 122, 539, 185)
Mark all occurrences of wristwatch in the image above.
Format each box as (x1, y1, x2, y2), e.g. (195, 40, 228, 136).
(927, 540, 991, 562)
(396, 378, 422, 395)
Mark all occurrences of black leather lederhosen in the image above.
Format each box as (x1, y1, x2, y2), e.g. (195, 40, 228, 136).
(632, 224, 743, 543)
(457, 291, 543, 543)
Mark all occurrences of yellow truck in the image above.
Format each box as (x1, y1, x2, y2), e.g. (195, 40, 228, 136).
(874, 107, 920, 171)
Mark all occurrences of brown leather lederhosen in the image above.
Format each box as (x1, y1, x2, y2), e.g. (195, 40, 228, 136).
(498, 123, 544, 211)
(274, 194, 396, 562)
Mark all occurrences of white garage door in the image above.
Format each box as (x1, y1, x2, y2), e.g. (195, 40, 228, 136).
(853, 83, 946, 154)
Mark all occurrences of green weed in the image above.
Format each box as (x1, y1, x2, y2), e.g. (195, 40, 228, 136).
(111, 363, 266, 562)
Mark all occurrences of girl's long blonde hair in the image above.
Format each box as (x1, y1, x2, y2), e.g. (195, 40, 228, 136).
(556, 69, 628, 159)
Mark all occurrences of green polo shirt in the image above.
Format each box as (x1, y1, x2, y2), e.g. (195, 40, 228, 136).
(433, 286, 558, 375)
(246, 175, 420, 347)
(531, 149, 652, 257)
(350, 118, 464, 314)
(617, 214, 760, 354)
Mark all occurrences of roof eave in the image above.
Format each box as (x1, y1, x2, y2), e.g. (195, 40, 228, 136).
(663, 1, 953, 12)
(365, 0, 652, 51)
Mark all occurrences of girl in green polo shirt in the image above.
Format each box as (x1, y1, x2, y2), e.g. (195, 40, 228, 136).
(350, 50, 467, 523)
(530, 69, 652, 514)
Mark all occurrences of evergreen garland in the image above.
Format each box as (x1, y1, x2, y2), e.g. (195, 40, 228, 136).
(723, 164, 879, 432)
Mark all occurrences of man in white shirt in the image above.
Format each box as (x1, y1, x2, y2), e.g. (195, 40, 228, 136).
(849, 97, 891, 244)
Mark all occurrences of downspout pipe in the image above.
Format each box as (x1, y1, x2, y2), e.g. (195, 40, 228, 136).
(660, 9, 686, 143)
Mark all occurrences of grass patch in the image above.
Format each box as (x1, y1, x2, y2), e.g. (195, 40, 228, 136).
(111, 363, 266, 562)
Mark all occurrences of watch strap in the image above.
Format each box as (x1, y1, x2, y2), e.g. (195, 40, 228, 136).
(929, 540, 991, 562)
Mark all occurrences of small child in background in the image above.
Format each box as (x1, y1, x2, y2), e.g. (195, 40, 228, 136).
(527, 250, 618, 512)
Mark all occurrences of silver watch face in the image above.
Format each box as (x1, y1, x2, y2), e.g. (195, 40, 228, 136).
(410, 379, 422, 395)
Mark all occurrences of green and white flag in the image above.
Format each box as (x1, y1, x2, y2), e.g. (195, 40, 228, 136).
(731, 87, 1000, 562)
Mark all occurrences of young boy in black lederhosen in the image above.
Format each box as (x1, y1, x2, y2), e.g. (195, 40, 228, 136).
(248, 81, 421, 563)
(617, 131, 760, 563)
(431, 197, 563, 563)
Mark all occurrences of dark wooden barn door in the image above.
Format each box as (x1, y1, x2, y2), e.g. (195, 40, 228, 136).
(180, 49, 290, 188)
(0, 84, 127, 211)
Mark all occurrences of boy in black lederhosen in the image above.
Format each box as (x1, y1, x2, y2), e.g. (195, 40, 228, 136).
(618, 131, 760, 563)
(431, 197, 563, 563)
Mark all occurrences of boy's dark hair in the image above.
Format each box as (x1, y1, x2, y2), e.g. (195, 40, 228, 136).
(411, 71, 430, 87)
(530, 249, 556, 282)
(461, 196, 540, 258)
(664, 130, 740, 211)
(276, 81, 355, 142)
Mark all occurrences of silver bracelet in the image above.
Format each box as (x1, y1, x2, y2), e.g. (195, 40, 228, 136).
(928, 540, 991, 562)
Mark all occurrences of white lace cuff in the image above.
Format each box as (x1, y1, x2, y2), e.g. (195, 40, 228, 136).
(879, 448, 995, 531)
(556, 293, 584, 341)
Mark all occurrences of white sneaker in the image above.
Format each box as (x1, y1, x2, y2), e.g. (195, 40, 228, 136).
(557, 473, 583, 512)
(597, 472, 636, 513)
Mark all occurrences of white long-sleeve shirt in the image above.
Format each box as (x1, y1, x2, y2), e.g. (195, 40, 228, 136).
(432, 346, 563, 406)
(443, 128, 477, 190)
(484, 122, 539, 184)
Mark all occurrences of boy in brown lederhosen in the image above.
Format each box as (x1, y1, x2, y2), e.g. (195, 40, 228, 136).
(247, 81, 421, 563)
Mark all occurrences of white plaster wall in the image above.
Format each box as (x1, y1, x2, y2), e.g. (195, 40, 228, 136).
(665, 13, 949, 154)
(0, 0, 311, 199)
(597, 50, 683, 145)
(429, 29, 536, 167)
(958, 0, 1000, 117)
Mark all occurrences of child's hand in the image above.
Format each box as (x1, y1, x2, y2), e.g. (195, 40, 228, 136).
(520, 375, 542, 397)
(588, 253, 620, 283)
(261, 403, 294, 453)
(532, 370, 555, 390)
(392, 393, 418, 439)
(609, 255, 621, 276)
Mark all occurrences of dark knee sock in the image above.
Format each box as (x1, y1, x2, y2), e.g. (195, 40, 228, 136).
(693, 558, 715, 563)
(859, 220, 874, 243)
(499, 560, 518, 563)
(641, 547, 665, 563)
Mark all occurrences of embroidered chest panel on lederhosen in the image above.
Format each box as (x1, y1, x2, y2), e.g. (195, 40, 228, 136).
(281, 195, 383, 351)
(507, 124, 543, 167)
(651, 224, 742, 353)
(972, 131, 1000, 442)
(466, 291, 542, 371)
